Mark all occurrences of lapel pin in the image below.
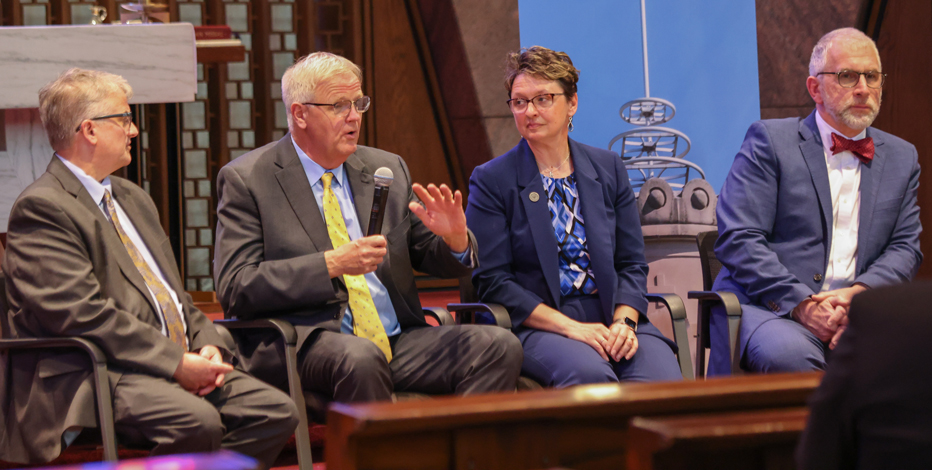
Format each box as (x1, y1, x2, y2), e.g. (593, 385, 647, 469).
(529, 192, 540, 202)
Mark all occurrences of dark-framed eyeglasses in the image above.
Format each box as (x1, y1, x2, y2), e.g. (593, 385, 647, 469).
(506, 93, 565, 113)
(303, 96, 371, 116)
(817, 70, 886, 89)
(75, 112, 134, 132)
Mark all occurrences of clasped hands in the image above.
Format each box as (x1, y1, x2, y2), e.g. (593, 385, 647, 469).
(173, 345, 233, 396)
(325, 183, 468, 278)
(792, 284, 867, 349)
(565, 306, 639, 362)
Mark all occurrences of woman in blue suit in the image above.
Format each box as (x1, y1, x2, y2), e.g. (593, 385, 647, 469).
(466, 46, 682, 386)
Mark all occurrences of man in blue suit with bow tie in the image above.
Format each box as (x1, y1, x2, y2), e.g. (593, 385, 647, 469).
(710, 27, 922, 375)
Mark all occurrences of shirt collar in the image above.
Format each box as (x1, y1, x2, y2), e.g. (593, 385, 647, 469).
(291, 136, 346, 188)
(56, 154, 113, 206)
(815, 111, 867, 157)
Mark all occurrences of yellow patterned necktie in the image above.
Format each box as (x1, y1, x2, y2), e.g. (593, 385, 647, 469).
(320, 173, 393, 361)
(103, 190, 188, 350)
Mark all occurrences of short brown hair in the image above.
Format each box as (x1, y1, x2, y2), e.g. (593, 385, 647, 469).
(38, 68, 132, 151)
(504, 46, 580, 97)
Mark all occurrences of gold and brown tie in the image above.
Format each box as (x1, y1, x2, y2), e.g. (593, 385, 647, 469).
(320, 172, 392, 361)
(103, 190, 187, 350)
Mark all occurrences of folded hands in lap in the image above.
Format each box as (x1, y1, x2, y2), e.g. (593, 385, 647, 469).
(794, 284, 867, 349)
(173, 345, 234, 396)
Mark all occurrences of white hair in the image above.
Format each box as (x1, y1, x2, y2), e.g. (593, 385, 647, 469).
(281, 52, 362, 131)
(809, 27, 881, 77)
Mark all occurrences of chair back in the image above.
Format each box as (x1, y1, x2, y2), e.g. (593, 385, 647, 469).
(459, 275, 479, 303)
(696, 231, 721, 290)
(695, 230, 720, 354)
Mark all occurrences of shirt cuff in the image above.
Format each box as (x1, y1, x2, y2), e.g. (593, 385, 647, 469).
(451, 246, 475, 268)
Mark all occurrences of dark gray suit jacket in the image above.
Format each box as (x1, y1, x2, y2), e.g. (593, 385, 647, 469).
(213, 135, 476, 369)
(0, 157, 226, 463)
(797, 281, 932, 469)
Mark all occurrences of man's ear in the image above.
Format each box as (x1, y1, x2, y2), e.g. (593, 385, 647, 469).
(806, 76, 824, 105)
(77, 121, 99, 144)
(290, 102, 308, 129)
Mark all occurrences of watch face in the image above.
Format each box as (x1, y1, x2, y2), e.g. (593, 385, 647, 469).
(624, 317, 638, 331)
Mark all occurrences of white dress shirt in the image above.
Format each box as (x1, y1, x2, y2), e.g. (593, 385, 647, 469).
(57, 155, 188, 337)
(814, 112, 866, 292)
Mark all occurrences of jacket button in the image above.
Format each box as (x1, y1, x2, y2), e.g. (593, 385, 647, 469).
(814, 273, 823, 282)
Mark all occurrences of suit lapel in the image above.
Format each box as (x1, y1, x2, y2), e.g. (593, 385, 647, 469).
(47, 158, 160, 318)
(516, 140, 561, 306)
(345, 153, 375, 234)
(798, 113, 834, 268)
(570, 141, 614, 319)
(112, 180, 184, 295)
(273, 136, 332, 252)
(856, 128, 885, 272)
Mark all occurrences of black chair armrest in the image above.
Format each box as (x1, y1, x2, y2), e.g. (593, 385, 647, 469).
(687, 291, 743, 318)
(0, 337, 117, 461)
(645, 293, 694, 380)
(213, 318, 298, 344)
(447, 303, 513, 329)
(422, 307, 455, 326)
(688, 290, 743, 376)
(212, 318, 313, 469)
(0, 337, 106, 361)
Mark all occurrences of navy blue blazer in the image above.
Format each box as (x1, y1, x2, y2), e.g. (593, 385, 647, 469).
(713, 111, 922, 369)
(466, 138, 649, 332)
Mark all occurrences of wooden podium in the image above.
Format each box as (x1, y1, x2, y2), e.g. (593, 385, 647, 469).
(327, 372, 821, 470)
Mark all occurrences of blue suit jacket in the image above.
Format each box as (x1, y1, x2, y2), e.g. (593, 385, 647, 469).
(466, 138, 649, 331)
(711, 111, 922, 373)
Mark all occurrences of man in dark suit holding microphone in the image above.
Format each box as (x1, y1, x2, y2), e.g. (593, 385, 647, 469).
(213, 52, 521, 407)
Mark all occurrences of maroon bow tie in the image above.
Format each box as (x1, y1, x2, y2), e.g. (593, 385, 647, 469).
(830, 133, 874, 164)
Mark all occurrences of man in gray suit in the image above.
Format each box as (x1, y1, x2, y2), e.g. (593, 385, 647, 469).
(214, 52, 521, 410)
(0, 68, 298, 467)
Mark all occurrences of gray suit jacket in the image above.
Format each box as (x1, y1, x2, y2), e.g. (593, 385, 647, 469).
(213, 135, 476, 365)
(0, 157, 226, 464)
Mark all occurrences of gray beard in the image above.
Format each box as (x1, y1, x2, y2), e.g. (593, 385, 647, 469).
(828, 96, 881, 132)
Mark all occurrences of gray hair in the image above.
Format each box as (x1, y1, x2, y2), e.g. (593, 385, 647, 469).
(281, 52, 363, 131)
(38, 68, 133, 152)
(809, 28, 881, 76)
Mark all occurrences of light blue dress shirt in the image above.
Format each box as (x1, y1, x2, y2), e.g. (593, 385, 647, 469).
(290, 141, 402, 336)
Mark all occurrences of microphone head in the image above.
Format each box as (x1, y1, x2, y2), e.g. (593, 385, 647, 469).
(373, 167, 394, 188)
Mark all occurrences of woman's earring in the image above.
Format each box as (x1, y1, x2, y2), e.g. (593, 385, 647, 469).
(568, 116, 574, 132)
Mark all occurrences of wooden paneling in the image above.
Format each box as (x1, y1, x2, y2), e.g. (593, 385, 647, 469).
(755, 0, 865, 120)
(416, 0, 493, 193)
(365, 0, 464, 190)
(870, 0, 932, 278)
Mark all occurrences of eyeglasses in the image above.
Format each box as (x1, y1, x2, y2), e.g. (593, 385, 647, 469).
(506, 93, 565, 113)
(75, 112, 134, 132)
(817, 70, 886, 89)
(303, 96, 371, 116)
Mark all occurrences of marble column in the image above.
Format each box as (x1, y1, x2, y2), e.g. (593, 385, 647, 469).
(0, 109, 54, 231)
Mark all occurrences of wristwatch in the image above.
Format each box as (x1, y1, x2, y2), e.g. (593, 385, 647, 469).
(622, 317, 638, 332)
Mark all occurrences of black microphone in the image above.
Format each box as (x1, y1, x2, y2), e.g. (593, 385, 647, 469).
(367, 167, 394, 236)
